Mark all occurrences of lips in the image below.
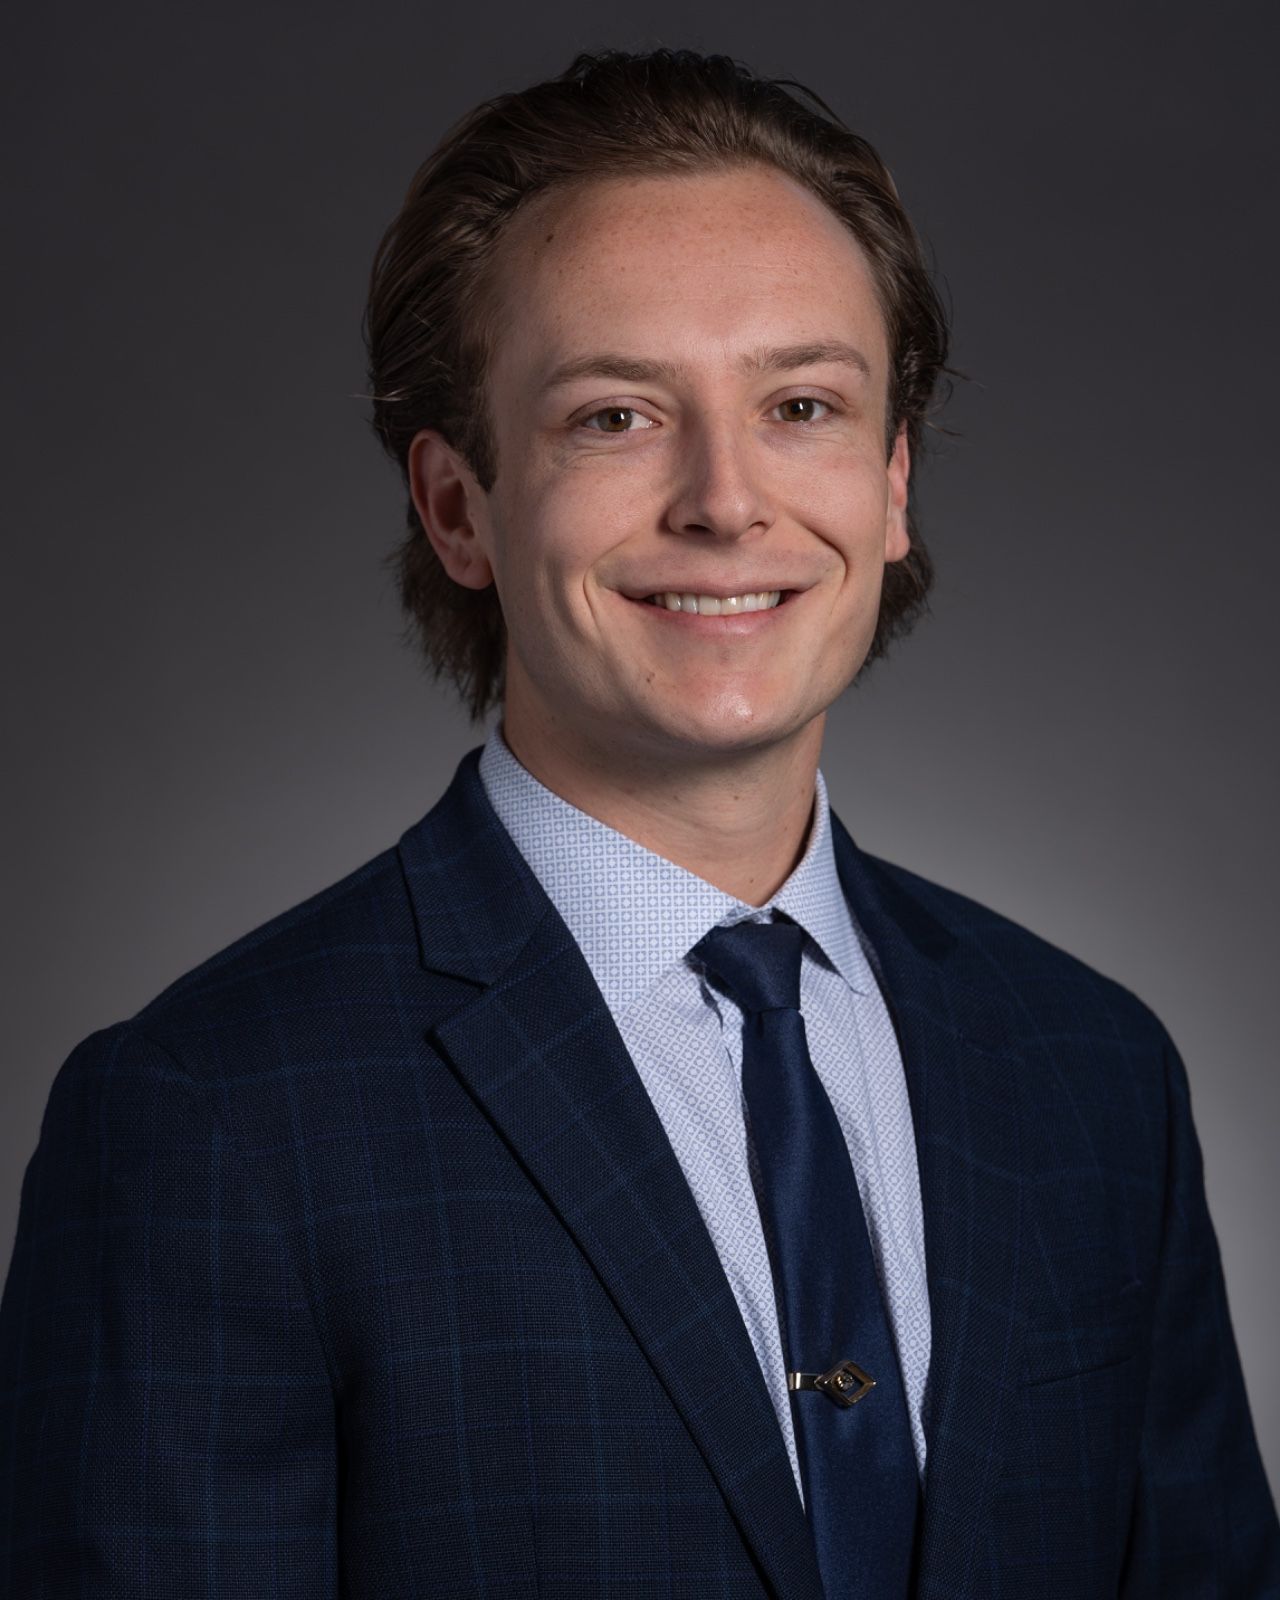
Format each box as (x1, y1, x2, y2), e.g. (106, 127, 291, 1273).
(618, 586, 800, 632)
(621, 587, 801, 603)
(647, 590, 782, 614)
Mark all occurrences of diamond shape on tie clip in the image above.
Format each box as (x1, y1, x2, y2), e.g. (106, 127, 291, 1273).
(816, 1359, 875, 1407)
(788, 1360, 877, 1407)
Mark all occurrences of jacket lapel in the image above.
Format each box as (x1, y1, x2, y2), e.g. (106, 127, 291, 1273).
(398, 747, 1031, 1599)
(398, 748, 825, 1600)
(830, 814, 1031, 1597)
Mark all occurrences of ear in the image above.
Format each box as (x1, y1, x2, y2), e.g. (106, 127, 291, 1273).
(407, 428, 496, 590)
(884, 421, 911, 563)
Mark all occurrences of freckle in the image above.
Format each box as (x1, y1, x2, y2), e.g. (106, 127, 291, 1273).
(544, 232, 555, 244)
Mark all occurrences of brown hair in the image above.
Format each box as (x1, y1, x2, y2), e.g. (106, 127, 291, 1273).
(364, 47, 953, 722)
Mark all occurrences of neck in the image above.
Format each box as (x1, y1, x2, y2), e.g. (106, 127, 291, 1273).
(497, 707, 825, 908)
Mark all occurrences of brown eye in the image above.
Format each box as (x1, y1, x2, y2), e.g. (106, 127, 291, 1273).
(776, 397, 830, 423)
(585, 406, 642, 432)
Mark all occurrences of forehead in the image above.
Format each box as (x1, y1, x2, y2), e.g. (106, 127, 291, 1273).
(483, 164, 891, 392)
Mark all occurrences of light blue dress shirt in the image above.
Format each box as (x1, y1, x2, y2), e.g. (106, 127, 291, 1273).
(479, 722, 931, 1502)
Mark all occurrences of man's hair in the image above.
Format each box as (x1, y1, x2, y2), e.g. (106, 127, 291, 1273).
(364, 47, 953, 722)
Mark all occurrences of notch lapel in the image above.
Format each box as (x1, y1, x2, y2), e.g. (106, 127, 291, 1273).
(831, 814, 1031, 1598)
(398, 749, 825, 1600)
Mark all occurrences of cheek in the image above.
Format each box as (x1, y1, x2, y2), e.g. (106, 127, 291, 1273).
(495, 495, 609, 635)
(514, 461, 638, 574)
(800, 470, 890, 562)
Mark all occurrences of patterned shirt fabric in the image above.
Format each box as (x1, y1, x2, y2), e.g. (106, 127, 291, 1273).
(478, 722, 932, 1500)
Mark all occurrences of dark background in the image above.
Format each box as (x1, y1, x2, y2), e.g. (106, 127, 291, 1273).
(4, 0, 1277, 1494)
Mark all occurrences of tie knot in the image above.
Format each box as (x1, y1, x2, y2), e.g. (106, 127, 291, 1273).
(691, 915, 805, 1015)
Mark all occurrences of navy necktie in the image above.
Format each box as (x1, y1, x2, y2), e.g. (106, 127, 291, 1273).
(691, 913, 920, 1600)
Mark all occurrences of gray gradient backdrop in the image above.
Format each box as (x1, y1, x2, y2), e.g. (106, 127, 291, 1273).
(5, 0, 1278, 1499)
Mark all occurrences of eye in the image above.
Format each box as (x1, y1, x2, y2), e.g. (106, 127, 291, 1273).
(579, 406, 655, 434)
(773, 396, 834, 423)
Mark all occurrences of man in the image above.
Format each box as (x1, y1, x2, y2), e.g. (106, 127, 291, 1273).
(2, 46, 1276, 1599)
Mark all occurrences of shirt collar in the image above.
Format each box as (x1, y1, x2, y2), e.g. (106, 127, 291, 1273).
(478, 722, 874, 1015)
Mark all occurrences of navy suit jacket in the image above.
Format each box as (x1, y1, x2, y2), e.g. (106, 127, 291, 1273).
(3, 746, 1278, 1598)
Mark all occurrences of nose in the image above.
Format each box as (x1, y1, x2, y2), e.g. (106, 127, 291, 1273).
(664, 415, 775, 541)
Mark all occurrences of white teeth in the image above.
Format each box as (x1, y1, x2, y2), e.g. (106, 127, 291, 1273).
(645, 590, 783, 614)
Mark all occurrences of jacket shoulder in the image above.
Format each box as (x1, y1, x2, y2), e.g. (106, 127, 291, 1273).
(861, 849, 1174, 1054)
(126, 840, 415, 1041)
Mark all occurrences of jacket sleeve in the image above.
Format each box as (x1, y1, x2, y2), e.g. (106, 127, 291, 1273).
(0, 1023, 338, 1595)
(1120, 1026, 1280, 1597)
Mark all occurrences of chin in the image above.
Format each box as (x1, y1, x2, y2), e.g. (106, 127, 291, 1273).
(631, 694, 818, 757)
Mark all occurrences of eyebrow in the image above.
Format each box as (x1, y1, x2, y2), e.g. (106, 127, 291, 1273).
(539, 339, 873, 394)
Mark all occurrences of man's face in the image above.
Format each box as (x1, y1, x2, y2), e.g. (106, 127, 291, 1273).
(417, 163, 910, 767)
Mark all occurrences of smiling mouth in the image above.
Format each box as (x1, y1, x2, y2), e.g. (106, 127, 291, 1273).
(635, 589, 795, 615)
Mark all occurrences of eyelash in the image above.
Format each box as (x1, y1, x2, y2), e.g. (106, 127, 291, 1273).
(576, 396, 839, 433)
